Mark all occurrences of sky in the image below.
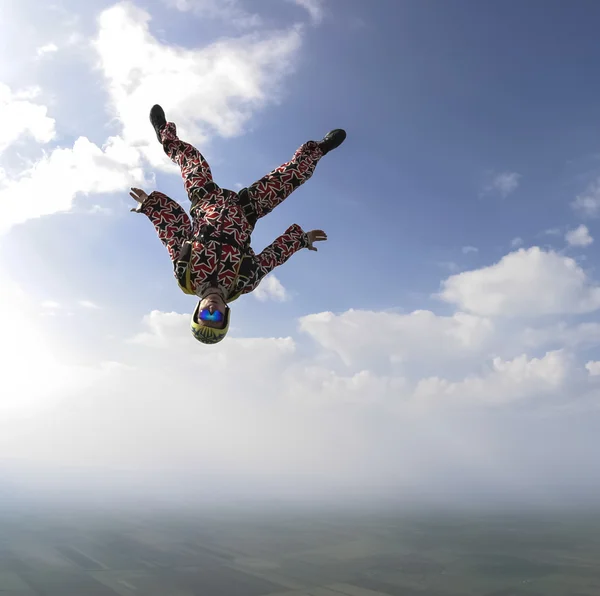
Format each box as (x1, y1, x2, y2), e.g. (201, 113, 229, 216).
(3, 0, 600, 510)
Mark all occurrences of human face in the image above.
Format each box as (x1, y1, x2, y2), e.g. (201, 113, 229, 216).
(197, 291, 227, 329)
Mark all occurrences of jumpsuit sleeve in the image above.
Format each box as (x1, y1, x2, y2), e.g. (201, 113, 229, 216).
(241, 223, 309, 295)
(136, 191, 193, 262)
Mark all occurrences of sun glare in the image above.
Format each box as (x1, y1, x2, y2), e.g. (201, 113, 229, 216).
(0, 269, 69, 415)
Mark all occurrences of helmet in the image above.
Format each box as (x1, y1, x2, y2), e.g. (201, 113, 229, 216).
(190, 300, 230, 344)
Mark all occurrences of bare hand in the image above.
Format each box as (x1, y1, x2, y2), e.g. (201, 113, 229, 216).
(306, 229, 327, 251)
(129, 187, 149, 212)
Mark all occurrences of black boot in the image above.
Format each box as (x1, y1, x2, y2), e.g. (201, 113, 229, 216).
(150, 104, 167, 144)
(318, 129, 346, 155)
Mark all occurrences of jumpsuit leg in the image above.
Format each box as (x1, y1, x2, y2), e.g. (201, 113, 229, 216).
(160, 122, 214, 196)
(243, 140, 324, 220)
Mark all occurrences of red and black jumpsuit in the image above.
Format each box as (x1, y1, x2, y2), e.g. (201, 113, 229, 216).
(137, 121, 324, 301)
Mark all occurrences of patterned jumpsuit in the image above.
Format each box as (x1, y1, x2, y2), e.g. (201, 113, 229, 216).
(137, 122, 324, 301)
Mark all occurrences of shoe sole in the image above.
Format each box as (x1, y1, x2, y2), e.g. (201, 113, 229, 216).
(150, 105, 166, 143)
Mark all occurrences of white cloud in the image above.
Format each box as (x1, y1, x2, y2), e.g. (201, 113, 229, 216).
(439, 246, 600, 317)
(288, 0, 325, 24)
(414, 350, 572, 408)
(521, 321, 600, 352)
(299, 308, 495, 375)
(4, 240, 600, 507)
(253, 274, 290, 302)
(573, 179, 600, 216)
(0, 83, 55, 154)
(0, 135, 147, 234)
(565, 224, 593, 247)
(127, 309, 578, 415)
(93, 3, 304, 170)
(89, 204, 113, 215)
(462, 246, 478, 254)
(36, 43, 58, 58)
(128, 310, 193, 348)
(1, 2, 307, 234)
(79, 300, 100, 309)
(2, 303, 597, 507)
(164, 0, 261, 28)
(41, 300, 60, 309)
(511, 237, 524, 248)
(585, 361, 600, 377)
(482, 171, 521, 198)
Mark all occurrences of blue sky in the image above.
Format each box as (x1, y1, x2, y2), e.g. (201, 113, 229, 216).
(7, 0, 600, 325)
(3, 0, 600, 506)
(6, 0, 600, 330)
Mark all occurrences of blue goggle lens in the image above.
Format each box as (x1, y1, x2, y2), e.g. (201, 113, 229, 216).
(198, 308, 225, 323)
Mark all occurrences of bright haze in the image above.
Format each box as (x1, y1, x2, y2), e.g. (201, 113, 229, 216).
(1, 0, 600, 513)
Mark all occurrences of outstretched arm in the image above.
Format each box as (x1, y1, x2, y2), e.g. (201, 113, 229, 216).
(241, 224, 327, 295)
(130, 187, 193, 262)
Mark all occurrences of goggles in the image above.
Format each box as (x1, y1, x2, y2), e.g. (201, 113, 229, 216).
(198, 308, 225, 324)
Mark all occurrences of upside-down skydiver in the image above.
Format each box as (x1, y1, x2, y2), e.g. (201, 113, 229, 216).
(130, 104, 346, 345)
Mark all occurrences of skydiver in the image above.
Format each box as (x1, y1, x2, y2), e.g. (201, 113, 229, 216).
(130, 105, 346, 345)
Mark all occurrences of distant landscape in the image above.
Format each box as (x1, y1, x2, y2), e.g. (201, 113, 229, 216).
(1, 500, 599, 595)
